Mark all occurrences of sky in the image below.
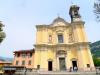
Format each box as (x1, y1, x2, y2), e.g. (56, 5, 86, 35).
(0, 0, 100, 58)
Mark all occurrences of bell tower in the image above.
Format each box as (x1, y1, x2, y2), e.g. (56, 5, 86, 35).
(69, 5, 81, 22)
(69, 5, 96, 71)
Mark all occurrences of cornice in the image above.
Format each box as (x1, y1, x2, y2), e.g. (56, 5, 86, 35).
(71, 21, 85, 25)
(36, 21, 85, 30)
(34, 42, 89, 48)
(36, 24, 71, 29)
(36, 25, 50, 28)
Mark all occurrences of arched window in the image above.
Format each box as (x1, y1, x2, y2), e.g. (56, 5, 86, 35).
(49, 35, 52, 43)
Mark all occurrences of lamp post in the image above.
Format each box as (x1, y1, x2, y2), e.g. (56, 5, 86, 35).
(0, 21, 6, 44)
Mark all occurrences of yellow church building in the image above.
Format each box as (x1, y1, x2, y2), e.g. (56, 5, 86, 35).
(33, 5, 95, 72)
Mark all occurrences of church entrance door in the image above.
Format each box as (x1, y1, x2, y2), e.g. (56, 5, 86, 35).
(48, 61, 52, 71)
(72, 61, 78, 71)
(59, 58, 66, 71)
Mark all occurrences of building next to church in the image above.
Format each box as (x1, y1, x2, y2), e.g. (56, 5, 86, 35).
(13, 49, 35, 69)
(12, 5, 95, 72)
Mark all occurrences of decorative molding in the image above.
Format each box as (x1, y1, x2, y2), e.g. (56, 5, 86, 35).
(68, 27, 74, 43)
(57, 50, 67, 55)
(34, 42, 89, 48)
(47, 59, 53, 61)
(51, 17, 70, 26)
(34, 42, 90, 52)
(70, 58, 78, 61)
(71, 21, 85, 25)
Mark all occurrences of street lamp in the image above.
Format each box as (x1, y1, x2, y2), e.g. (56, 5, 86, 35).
(0, 21, 6, 43)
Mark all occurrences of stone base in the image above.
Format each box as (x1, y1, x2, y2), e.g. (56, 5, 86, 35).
(15, 71, 97, 75)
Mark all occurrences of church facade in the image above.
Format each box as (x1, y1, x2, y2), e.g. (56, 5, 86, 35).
(33, 5, 95, 71)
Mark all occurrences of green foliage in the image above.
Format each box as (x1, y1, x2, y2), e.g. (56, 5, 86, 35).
(93, 55, 100, 66)
(94, 0, 100, 21)
(90, 40, 100, 57)
(0, 22, 5, 43)
(90, 40, 100, 66)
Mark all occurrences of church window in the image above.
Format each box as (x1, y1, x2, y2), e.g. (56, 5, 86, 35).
(58, 34, 63, 43)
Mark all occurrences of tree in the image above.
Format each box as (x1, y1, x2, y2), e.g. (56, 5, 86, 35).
(94, 0, 100, 21)
(93, 55, 100, 66)
(0, 21, 6, 44)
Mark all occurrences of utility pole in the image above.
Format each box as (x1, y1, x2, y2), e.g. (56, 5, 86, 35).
(0, 21, 6, 44)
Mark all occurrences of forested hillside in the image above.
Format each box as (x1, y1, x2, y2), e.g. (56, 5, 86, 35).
(90, 40, 100, 57)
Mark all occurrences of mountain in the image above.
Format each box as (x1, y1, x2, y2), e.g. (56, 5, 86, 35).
(0, 56, 13, 62)
(90, 40, 100, 57)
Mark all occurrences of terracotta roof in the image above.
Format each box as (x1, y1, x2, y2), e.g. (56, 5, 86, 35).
(13, 49, 35, 53)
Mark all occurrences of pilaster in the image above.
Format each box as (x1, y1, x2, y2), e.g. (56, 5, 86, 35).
(71, 21, 88, 42)
(87, 46, 96, 71)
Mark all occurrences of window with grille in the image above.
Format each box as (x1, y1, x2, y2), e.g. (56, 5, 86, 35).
(22, 60, 25, 65)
